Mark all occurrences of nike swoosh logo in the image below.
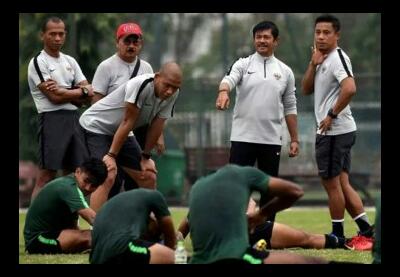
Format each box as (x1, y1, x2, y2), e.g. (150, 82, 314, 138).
(247, 71, 256, 74)
(345, 244, 355, 250)
(49, 69, 55, 72)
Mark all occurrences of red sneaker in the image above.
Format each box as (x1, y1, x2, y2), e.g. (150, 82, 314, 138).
(345, 235, 374, 251)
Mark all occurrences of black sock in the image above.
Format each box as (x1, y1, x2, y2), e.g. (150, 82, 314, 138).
(354, 213, 372, 236)
(324, 234, 337, 248)
(332, 220, 344, 238)
(324, 234, 346, 249)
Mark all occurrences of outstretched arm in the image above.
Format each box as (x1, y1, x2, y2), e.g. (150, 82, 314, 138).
(103, 102, 139, 171)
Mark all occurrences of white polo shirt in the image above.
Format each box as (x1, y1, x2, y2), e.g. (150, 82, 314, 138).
(92, 54, 153, 96)
(80, 73, 179, 136)
(314, 47, 357, 135)
(27, 50, 86, 113)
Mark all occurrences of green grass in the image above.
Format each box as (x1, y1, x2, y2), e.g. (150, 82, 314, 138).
(19, 207, 375, 264)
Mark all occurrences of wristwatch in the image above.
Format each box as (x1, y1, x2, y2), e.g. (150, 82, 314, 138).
(327, 108, 338, 119)
(141, 152, 151, 160)
(81, 87, 89, 98)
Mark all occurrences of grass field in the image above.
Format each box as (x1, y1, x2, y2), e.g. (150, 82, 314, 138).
(19, 207, 375, 264)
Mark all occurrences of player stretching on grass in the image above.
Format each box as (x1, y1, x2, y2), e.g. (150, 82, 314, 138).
(23, 158, 116, 254)
(177, 164, 329, 264)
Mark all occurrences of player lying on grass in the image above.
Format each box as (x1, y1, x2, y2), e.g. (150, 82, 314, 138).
(23, 158, 116, 254)
(177, 198, 346, 252)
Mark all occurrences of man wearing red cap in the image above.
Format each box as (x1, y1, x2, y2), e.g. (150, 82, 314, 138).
(90, 23, 165, 200)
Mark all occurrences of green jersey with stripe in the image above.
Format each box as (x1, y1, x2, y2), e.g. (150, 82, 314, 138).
(23, 175, 89, 250)
(188, 164, 270, 264)
(90, 189, 171, 264)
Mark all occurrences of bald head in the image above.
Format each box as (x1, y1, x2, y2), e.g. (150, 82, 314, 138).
(154, 62, 182, 100)
(159, 62, 182, 80)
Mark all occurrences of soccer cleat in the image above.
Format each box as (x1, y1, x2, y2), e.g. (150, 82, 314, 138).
(345, 235, 374, 251)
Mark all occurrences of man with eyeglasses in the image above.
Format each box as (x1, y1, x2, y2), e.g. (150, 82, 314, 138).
(90, 23, 164, 200)
(23, 158, 116, 254)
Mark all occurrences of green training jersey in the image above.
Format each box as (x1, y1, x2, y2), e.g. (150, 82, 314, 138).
(23, 175, 89, 249)
(188, 164, 270, 264)
(90, 189, 171, 264)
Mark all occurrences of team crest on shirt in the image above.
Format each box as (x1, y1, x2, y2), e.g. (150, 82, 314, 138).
(273, 73, 281, 80)
(321, 66, 326, 73)
(66, 65, 73, 72)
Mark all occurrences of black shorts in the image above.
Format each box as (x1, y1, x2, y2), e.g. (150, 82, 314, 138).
(26, 233, 62, 254)
(103, 239, 155, 264)
(230, 141, 281, 177)
(212, 247, 270, 264)
(315, 131, 356, 179)
(38, 110, 89, 171)
(248, 221, 274, 250)
(84, 130, 142, 171)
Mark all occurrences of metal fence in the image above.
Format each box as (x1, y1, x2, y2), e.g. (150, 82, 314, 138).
(164, 73, 381, 204)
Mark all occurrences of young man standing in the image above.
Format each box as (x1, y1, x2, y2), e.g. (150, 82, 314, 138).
(301, 14, 374, 250)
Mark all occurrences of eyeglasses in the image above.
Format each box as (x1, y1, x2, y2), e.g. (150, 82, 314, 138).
(123, 36, 142, 46)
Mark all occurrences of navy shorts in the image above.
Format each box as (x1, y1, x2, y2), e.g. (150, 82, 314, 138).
(38, 110, 89, 171)
(26, 232, 62, 254)
(103, 239, 155, 264)
(248, 221, 274, 249)
(315, 131, 356, 179)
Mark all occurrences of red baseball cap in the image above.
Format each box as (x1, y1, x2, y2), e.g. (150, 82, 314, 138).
(116, 23, 143, 40)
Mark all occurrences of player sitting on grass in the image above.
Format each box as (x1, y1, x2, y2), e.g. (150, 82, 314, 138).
(23, 158, 116, 254)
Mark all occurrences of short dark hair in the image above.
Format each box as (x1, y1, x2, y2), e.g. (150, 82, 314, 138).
(315, 14, 341, 32)
(252, 21, 279, 39)
(80, 158, 108, 187)
(41, 16, 65, 33)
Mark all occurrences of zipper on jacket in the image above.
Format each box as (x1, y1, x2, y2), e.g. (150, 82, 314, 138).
(264, 60, 266, 78)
